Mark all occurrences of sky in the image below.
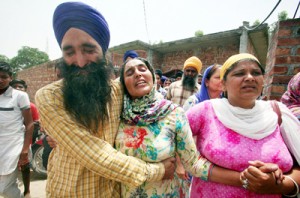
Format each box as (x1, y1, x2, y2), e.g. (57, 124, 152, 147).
(0, 0, 299, 60)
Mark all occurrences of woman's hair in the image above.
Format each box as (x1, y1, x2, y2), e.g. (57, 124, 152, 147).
(119, 57, 155, 95)
(222, 59, 265, 81)
(222, 59, 265, 98)
(205, 64, 222, 81)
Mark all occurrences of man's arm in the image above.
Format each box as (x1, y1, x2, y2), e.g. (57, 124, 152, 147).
(19, 108, 33, 167)
(35, 83, 173, 187)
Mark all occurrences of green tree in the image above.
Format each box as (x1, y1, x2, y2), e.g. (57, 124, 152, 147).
(278, 11, 288, 21)
(252, 20, 260, 26)
(0, 54, 10, 63)
(10, 46, 49, 72)
(195, 30, 204, 37)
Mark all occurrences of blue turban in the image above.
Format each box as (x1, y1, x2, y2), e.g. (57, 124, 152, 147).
(53, 2, 110, 53)
(123, 50, 138, 62)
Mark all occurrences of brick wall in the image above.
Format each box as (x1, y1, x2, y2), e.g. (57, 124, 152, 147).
(16, 60, 59, 103)
(113, 45, 239, 74)
(16, 18, 299, 102)
(263, 18, 300, 100)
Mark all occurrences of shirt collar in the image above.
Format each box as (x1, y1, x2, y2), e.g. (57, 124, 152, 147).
(3, 86, 13, 97)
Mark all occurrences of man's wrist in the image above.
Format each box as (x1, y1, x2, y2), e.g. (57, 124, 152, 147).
(145, 162, 165, 182)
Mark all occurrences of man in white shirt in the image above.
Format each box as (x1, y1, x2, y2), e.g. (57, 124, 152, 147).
(0, 62, 33, 198)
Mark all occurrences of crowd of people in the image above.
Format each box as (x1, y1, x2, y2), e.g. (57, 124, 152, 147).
(0, 1, 299, 198)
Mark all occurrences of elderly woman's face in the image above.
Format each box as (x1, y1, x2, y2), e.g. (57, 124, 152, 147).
(222, 60, 264, 108)
(124, 59, 154, 99)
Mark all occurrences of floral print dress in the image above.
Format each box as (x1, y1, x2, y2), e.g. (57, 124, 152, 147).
(115, 107, 207, 197)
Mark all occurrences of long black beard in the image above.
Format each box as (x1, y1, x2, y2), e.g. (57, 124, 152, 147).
(182, 75, 197, 90)
(61, 60, 112, 133)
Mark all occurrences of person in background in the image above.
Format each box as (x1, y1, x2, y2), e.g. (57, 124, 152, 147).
(167, 56, 201, 106)
(176, 64, 223, 197)
(281, 72, 300, 121)
(10, 79, 39, 140)
(163, 78, 172, 92)
(0, 62, 33, 198)
(123, 50, 139, 62)
(198, 74, 203, 85)
(163, 78, 172, 87)
(175, 71, 183, 81)
(10, 79, 40, 198)
(183, 64, 222, 111)
(155, 69, 167, 98)
(35, 2, 175, 197)
(187, 53, 300, 197)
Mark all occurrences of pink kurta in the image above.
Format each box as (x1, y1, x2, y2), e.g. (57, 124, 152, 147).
(187, 101, 293, 198)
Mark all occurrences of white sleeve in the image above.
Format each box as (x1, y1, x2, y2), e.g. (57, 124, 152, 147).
(278, 101, 300, 165)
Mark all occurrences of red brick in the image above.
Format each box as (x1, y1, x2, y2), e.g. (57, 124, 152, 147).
(279, 19, 300, 27)
(278, 29, 292, 37)
(277, 38, 300, 46)
(273, 66, 288, 74)
(294, 67, 300, 74)
(290, 56, 300, 64)
(297, 48, 300, 55)
(269, 95, 282, 101)
(272, 75, 294, 84)
(275, 48, 291, 56)
(275, 56, 287, 64)
(271, 85, 286, 94)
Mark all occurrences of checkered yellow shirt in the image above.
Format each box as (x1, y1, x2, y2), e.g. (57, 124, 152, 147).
(167, 80, 200, 106)
(35, 80, 164, 197)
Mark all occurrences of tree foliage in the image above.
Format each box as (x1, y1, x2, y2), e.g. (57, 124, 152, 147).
(9, 46, 49, 73)
(0, 54, 10, 63)
(278, 11, 288, 21)
(195, 30, 204, 37)
(252, 20, 260, 26)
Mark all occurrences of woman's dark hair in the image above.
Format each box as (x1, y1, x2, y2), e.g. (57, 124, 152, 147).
(206, 64, 222, 81)
(119, 57, 155, 96)
(222, 59, 265, 81)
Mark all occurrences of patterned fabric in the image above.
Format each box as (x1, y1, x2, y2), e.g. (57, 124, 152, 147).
(183, 95, 198, 112)
(122, 87, 176, 126)
(281, 72, 300, 120)
(220, 53, 261, 80)
(35, 80, 165, 198)
(167, 80, 200, 106)
(116, 105, 212, 197)
(186, 100, 298, 197)
(157, 86, 167, 99)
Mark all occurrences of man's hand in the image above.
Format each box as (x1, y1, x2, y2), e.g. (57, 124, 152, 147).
(162, 157, 176, 180)
(46, 135, 57, 148)
(18, 152, 29, 170)
(175, 154, 189, 180)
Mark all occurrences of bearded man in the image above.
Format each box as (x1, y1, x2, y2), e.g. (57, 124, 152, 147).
(35, 2, 174, 197)
(167, 56, 202, 106)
